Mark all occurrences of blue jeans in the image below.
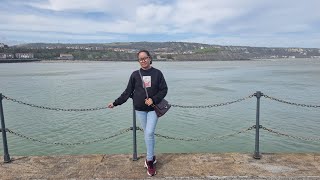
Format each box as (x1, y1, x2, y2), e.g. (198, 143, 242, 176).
(135, 110, 158, 161)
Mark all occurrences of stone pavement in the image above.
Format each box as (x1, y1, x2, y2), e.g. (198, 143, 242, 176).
(1, 153, 320, 179)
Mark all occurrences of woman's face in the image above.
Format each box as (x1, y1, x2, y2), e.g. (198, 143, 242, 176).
(138, 52, 151, 69)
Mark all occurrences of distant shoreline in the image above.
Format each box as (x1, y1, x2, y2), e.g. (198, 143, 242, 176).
(39, 59, 254, 63)
(39, 59, 255, 63)
(0, 59, 41, 63)
(1, 59, 253, 63)
(1, 58, 316, 63)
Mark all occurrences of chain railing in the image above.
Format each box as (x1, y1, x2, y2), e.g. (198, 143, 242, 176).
(170, 94, 254, 108)
(4, 93, 319, 110)
(2, 128, 131, 146)
(1, 126, 255, 145)
(263, 94, 320, 108)
(137, 125, 255, 141)
(1, 92, 320, 163)
(1, 95, 107, 111)
(261, 126, 320, 141)
(4, 125, 319, 144)
(1, 94, 255, 111)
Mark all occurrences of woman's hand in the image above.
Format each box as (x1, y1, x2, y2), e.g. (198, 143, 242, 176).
(145, 98, 153, 106)
(107, 102, 114, 108)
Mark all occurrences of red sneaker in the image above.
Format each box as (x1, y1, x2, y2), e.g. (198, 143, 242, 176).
(144, 159, 156, 176)
(144, 156, 157, 166)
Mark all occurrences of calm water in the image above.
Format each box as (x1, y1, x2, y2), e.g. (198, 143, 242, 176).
(0, 59, 320, 156)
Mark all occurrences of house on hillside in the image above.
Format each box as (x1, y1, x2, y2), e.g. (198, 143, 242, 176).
(59, 54, 74, 60)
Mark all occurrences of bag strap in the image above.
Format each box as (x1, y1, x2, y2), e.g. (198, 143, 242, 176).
(138, 69, 157, 108)
(138, 69, 149, 99)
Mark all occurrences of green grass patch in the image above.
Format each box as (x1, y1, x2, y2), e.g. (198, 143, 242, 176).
(194, 47, 219, 54)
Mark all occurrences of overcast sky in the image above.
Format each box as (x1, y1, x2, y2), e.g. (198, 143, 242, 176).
(1, 0, 320, 48)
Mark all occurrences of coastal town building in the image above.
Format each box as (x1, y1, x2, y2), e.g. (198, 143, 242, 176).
(0, 53, 14, 59)
(15, 53, 34, 59)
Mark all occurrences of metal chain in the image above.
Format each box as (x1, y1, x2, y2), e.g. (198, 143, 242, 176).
(5, 128, 131, 146)
(2, 94, 255, 110)
(3, 93, 319, 110)
(263, 94, 320, 108)
(170, 94, 254, 108)
(2, 95, 107, 111)
(136, 125, 255, 141)
(261, 126, 320, 141)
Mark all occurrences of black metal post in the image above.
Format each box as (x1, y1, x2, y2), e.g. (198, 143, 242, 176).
(253, 91, 262, 159)
(132, 102, 138, 161)
(0, 93, 11, 163)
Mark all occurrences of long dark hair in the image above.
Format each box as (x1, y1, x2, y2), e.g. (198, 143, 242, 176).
(137, 49, 152, 64)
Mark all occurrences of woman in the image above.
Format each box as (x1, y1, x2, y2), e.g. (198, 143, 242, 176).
(107, 49, 168, 176)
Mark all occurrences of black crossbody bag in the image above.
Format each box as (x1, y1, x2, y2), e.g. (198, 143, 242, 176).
(138, 70, 171, 117)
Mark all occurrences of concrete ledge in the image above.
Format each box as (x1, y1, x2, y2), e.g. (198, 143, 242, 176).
(1, 153, 320, 179)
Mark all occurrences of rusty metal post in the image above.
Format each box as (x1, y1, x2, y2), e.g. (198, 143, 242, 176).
(0, 94, 11, 163)
(253, 91, 262, 159)
(132, 102, 138, 161)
